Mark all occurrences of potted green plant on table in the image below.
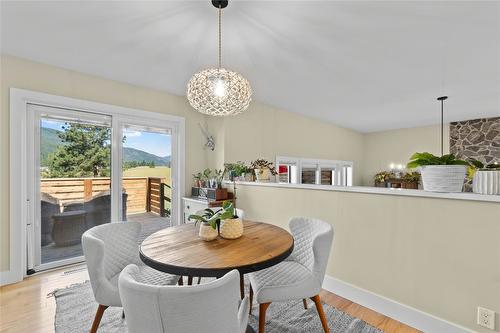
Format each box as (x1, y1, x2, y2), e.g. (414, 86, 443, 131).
(251, 159, 277, 182)
(188, 200, 242, 241)
(218, 201, 243, 239)
(188, 208, 220, 241)
(407, 153, 469, 192)
(469, 160, 500, 195)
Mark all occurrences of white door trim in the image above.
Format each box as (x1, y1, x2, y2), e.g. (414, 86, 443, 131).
(4, 88, 185, 286)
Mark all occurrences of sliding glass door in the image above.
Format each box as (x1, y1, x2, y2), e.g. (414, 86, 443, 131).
(27, 104, 178, 272)
(121, 124, 172, 235)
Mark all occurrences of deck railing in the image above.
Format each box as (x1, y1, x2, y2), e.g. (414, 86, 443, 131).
(40, 177, 170, 216)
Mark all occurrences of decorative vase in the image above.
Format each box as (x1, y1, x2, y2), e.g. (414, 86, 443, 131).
(220, 218, 243, 239)
(198, 222, 218, 241)
(254, 168, 271, 182)
(420, 165, 467, 193)
(473, 170, 500, 195)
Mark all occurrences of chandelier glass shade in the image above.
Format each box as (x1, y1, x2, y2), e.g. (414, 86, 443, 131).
(186, 1, 252, 116)
(187, 68, 252, 116)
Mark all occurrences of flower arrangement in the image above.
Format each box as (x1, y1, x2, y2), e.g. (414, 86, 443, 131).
(251, 159, 277, 182)
(374, 171, 394, 184)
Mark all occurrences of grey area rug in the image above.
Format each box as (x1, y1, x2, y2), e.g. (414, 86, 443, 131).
(54, 281, 383, 333)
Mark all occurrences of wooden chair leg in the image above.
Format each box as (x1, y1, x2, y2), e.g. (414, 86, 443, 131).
(178, 276, 184, 285)
(249, 285, 254, 315)
(302, 298, 308, 309)
(187, 276, 193, 285)
(239, 273, 245, 300)
(197, 276, 202, 284)
(258, 302, 271, 333)
(90, 304, 108, 333)
(311, 295, 330, 333)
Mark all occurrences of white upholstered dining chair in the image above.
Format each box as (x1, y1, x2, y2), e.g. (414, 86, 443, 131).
(82, 222, 179, 333)
(119, 266, 249, 333)
(248, 217, 334, 333)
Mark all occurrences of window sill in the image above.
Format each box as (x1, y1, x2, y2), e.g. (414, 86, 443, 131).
(224, 181, 500, 203)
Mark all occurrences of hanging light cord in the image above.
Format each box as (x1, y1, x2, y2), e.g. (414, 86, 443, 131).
(218, 5, 222, 69)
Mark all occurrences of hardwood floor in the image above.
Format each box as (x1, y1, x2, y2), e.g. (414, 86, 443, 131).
(0, 265, 421, 333)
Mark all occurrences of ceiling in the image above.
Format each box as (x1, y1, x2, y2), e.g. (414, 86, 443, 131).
(1, 1, 499, 133)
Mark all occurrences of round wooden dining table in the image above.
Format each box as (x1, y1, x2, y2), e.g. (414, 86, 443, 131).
(140, 220, 294, 300)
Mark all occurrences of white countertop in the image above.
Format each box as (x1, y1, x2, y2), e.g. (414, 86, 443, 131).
(224, 181, 500, 203)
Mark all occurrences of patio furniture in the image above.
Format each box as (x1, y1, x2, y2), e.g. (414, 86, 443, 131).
(82, 222, 179, 333)
(51, 210, 87, 247)
(41, 192, 61, 246)
(64, 191, 128, 228)
(248, 217, 334, 333)
(119, 267, 249, 333)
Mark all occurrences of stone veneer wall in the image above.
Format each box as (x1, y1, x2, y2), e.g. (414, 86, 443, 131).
(450, 116, 500, 165)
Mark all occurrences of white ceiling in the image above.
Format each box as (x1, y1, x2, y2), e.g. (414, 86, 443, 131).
(1, 1, 499, 132)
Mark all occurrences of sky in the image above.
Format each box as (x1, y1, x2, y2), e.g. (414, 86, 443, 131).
(42, 119, 171, 157)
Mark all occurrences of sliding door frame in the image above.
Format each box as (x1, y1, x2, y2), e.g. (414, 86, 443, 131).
(7, 88, 185, 285)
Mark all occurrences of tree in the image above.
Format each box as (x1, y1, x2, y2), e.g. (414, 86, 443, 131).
(47, 123, 111, 178)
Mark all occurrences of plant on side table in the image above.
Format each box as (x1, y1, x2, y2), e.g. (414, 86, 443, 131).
(469, 160, 500, 195)
(407, 152, 469, 192)
(251, 159, 277, 182)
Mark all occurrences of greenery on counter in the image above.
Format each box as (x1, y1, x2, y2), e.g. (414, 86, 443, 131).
(406, 152, 469, 169)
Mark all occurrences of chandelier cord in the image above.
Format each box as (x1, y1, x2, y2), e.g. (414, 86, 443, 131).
(218, 4, 222, 69)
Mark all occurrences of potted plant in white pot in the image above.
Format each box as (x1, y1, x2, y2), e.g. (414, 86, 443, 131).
(188, 208, 220, 241)
(407, 152, 469, 192)
(251, 159, 277, 182)
(469, 160, 500, 195)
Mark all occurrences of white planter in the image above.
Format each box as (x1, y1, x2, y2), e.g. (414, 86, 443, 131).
(473, 171, 500, 195)
(198, 222, 218, 241)
(421, 165, 467, 193)
(254, 168, 271, 182)
(220, 218, 243, 239)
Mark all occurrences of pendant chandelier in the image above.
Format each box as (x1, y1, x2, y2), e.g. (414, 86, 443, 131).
(187, 0, 252, 116)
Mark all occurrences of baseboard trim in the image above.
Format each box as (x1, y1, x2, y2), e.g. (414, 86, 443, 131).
(0, 269, 22, 286)
(322, 275, 475, 333)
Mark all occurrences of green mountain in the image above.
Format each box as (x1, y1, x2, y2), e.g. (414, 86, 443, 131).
(41, 127, 170, 167)
(123, 147, 171, 167)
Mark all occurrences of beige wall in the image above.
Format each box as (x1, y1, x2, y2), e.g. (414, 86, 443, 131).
(2, 55, 499, 333)
(0, 55, 209, 271)
(208, 102, 366, 185)
(235, 184, 500, 333)
(361, 125, 450, 185)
